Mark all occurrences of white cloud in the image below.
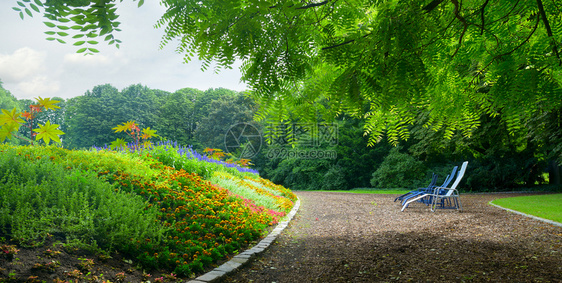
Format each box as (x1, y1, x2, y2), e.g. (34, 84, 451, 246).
(1, 1, 247, 100)
(0, 47, 46, 83)
(63, 52, 112, 66)
(18, 75, 60, 98)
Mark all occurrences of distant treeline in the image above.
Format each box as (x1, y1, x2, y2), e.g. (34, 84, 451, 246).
(0, 82, 560, 192)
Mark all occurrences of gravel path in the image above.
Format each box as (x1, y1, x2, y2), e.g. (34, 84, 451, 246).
(223, 191, 562, 282)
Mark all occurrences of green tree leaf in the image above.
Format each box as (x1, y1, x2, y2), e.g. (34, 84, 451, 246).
(33, 120, 65, 145)
(29, 3, 39, 13)
(0, 107, 25, 127)
(0, 124, 18, 142)
(43, 21, 55, 28)
(110, 138, 128, 150)
(35, 96, 61, 111)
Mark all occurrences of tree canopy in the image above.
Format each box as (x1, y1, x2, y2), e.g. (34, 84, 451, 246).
(16, 0, 562, 145)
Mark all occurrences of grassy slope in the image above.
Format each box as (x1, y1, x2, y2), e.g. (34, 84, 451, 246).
(0, 144, 297, 277)
(491, 194, 562, 223)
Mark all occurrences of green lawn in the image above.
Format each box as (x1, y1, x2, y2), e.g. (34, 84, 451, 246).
(491, 194, 562, 223)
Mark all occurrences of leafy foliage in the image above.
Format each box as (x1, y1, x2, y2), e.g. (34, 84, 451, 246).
(24, 0, 562, 145)
(33, 121, 65, 144)
(194, 92, 255, 151)
(370, 147, 427, 189)
(0, 97, 65, 145)
(0, 146, 166, 249)
(12, 0, 145, 54)
(0, 81, 20, 112)
(64, 84, 164, 149)
(111, 120, 158, 150)
(1, 143, 295, 277)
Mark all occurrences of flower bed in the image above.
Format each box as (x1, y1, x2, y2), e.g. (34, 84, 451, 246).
(0, 144, 296, 277)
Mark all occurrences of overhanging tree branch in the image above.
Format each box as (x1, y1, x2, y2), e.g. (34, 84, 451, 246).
(480, 0, 489, 35)
(536, 0, 562, 65)
(423, 0, 445, 13)
(321, 39, 355, 50)
(451, 0, 469, 57)
(269, 0, 330, 10)
(297, 0, 330, 10)
(473, 15, 541, 84)
(321, 33, 372, 51)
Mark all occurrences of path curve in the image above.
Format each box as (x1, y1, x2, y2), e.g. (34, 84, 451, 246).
(223, 191, 562, 282)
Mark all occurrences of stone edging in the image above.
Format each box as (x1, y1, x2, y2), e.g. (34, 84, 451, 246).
(488, 201, 562, 227)
(187, 197, 301, 283)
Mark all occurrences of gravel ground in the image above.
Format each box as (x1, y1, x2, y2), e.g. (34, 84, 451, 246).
(223, 191, 562, 282)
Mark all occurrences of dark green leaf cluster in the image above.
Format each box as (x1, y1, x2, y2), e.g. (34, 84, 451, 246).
(154, 0, 562, 145)
(16, 1, 562, 145)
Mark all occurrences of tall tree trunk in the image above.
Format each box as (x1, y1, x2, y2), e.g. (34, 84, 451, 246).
(548, 160, 561, 185)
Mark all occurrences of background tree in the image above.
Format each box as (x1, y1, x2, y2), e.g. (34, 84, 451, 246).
(194, 92, 255, 151)
(0, 81, 24, 145)
(64, 84, 163, 149)
(157, 90, 196, 147)
(526, 105, 562, 185)
(0, 81, 20, 111)
(119, 84, 163, 130)
(64, 84, 120, 148)
(1, 78, 555, 191)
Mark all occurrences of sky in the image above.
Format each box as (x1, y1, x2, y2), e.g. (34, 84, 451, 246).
(0, 1, 248, 100)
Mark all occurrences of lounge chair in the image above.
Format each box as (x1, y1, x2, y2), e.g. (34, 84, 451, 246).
(394, 173, 438, 203)
(401, 161, 468, 212)
(400, 165, 458, 206)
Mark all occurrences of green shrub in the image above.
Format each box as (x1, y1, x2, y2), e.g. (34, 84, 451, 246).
(147, 144, 257, 179)
(370, 147, 427, 189)
(0, 144, 296, 276)
(268, 158, 331, 190)
(0, 147, 167, 251)
(322, 165, 347, 190)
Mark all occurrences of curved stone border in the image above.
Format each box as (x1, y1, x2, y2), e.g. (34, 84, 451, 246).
(489, 201, 562, 227)
(188, 197, 301, 283)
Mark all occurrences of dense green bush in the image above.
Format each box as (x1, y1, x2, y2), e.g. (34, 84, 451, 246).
(267, 157, 331, 190)
(0, 147, 166, 250)
(464, 156, 546, 191)
(322, 165, 347, 191)
(370, 147, 427, 189)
